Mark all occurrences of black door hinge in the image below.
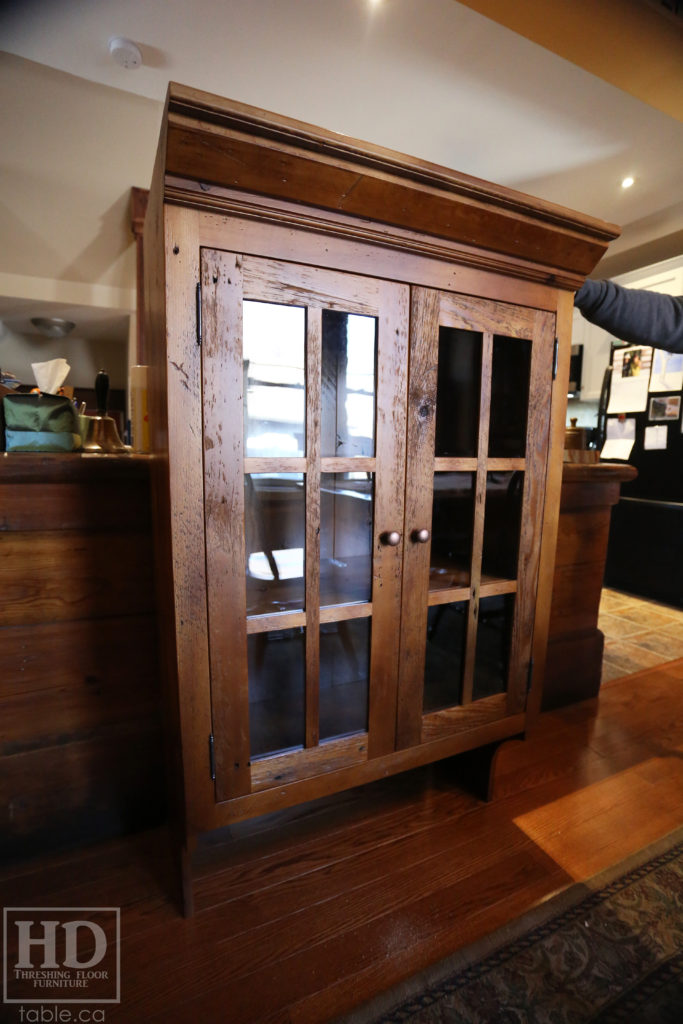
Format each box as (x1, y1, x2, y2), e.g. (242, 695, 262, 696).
(552, 337, 559, 380)
(196, 282, 202, 346)
(208, 733, 216, 781)
(526, 657, 535, 695)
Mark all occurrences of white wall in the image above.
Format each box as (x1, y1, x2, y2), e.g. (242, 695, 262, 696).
(1, 323, 129, 391)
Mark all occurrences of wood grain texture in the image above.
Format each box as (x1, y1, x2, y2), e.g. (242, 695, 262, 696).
(163, 85, 618, 281)
(366, 279, 410, 758)
(0, 452, 163, 858)
(505, 309, 556, 714)
(305, 307, 322, 748)
(194, 197, 571, 303)
(201, 247, 251, 801)
(461, 332, 492, 706)
(0, 719, 164, 861)
(146, 85, 616, 911)
(0, 531, 154, 626)
(395, 287, 440, 749)
(525, 291, 572, 723)
(163, 205, 216, 833)
(209, 714, 525, 829)
(541, 462, 637, 710)
(250, 734, 368, 792)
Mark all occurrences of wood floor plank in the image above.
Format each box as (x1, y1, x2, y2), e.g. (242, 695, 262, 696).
(0, 658, 681, 1024)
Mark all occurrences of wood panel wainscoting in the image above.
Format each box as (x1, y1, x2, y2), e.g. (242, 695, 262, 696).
(0, 452, 164, 860)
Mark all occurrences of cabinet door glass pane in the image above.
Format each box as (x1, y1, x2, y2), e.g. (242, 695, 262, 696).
(482, 471, 523, 582)
(245, 473, 305, 615)
(319, 617, 370, 740)
(472, 594, 515, 701)
(435, 328, 482, 457)
(430, 473, 475, 591)
(320, 473, 374, 606)
(488, 335, 531, 458)
(248, 627, 305, 758)
(243, 300, 305, 457)
(423, 601, 468, 712)
(321, 311, 377, 457)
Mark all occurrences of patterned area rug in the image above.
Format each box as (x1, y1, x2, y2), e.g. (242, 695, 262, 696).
(341, 827, 683, 1023)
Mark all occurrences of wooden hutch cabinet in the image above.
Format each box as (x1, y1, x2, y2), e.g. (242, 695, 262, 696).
(144, 84, 618, 912)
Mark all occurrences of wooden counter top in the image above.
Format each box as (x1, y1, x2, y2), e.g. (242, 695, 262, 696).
(0, 451, 153, 483)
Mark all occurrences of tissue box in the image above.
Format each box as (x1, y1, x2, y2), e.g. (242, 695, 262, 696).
(2, 392, 81, 452)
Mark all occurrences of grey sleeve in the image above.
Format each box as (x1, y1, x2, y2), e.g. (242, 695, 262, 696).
(574, 279, 683, 354)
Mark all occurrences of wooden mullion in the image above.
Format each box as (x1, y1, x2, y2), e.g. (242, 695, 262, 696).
(246, 611, 307, 634)
(433, 457, 478, 472)
(305, 307, 322, 748)
(320, 457, 375, 473)
(244, 457, 307, 473)
(320, 602, 373, 624)
(461, 332, 493, 706)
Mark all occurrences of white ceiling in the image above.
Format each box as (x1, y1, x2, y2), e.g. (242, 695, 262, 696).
(1, 0, 681, 343)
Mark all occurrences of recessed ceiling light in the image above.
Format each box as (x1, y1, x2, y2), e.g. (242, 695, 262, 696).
(30, 317, 76, 339)
(621, 176, 635, 189)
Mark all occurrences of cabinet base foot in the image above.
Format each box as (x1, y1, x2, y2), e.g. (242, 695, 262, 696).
(442, 734, 524, 802)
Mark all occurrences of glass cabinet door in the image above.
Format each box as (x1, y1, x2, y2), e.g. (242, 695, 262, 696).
(200, 250, 408, 801)
(396, 288, 556, 748)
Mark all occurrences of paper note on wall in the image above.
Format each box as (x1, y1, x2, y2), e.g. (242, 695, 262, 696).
(607, 346, 653, 413)
(601, 417, 635, 461)
(643, 425, 668, 451)
(649, 350, 683, 393)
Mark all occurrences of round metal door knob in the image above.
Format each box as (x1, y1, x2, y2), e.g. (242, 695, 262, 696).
(381, 531, 401, 547)
(412, 528, 430, 543)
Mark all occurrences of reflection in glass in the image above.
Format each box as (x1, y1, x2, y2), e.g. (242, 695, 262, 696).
(435, 328, 482, 457)
(320, 473, 374, 606)
(488, 335, 531, 458)
(472, 594, 515, 701)
(319, 617, 370, 740)
(481, 471, 523, 582)
(245, 473, 305, 615)
(423, 601, 468, 712)
(321, 311, 377, 457)
(429, 473, 474, 590)
(243, 300, 306, 457)
(248, 627, 305, 758)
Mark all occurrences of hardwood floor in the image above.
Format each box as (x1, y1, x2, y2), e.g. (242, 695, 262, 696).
(1, 657, 682, 1024)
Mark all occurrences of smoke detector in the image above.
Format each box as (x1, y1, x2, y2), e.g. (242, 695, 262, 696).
(108, 37, 142, 70)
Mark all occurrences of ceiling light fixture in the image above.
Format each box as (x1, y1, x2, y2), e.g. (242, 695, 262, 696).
(30, 317, 76, 339)
(108, 37, 143, 70)
(621, 176, 635, 189)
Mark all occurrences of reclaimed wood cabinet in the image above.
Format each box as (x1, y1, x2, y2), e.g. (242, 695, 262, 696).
(144, 84, 618, 912)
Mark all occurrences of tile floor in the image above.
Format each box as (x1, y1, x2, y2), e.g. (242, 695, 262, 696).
(599, 587, 683, 683)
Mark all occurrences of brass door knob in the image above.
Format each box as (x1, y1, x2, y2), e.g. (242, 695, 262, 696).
(381, 531, 401, 547)
(412, 528, 430, 543)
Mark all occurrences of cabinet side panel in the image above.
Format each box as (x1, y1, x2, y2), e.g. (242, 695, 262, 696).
(163, 206, 215, 833)
(526, 291, 573, 722)
(202, 249, 252, 800)
(506, 309, 556, 714)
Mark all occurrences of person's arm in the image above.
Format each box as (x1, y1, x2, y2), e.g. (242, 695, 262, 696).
(574, 279, 683, 353)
